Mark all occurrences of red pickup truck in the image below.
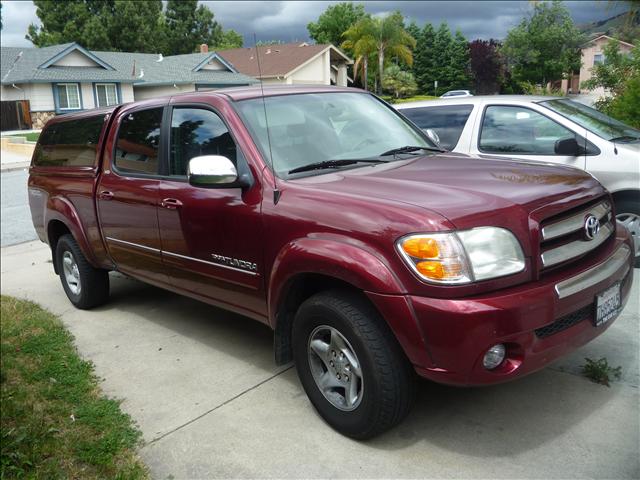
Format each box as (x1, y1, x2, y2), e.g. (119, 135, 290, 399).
(28, 86, 634, 439)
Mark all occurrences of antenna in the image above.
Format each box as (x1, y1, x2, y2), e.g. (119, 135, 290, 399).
(254, 34, 280, 204)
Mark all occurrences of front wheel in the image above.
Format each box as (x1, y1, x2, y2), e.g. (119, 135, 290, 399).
(292, 290, 414, 439)
(56, 234, 110, 309)
(615, 199, 640, 267)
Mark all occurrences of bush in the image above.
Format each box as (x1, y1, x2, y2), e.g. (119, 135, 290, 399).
(598, 75, 640, 129)
(382, 65, 418, 99)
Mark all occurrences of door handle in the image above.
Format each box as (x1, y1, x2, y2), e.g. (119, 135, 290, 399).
(99, 190, 114, 200)
(160, 198, 183, 209)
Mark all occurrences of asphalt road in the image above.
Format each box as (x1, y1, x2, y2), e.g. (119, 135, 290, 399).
(1, 169, 37, 247)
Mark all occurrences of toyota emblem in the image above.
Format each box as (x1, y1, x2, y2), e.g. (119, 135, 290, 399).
(584, 215, 600, 240)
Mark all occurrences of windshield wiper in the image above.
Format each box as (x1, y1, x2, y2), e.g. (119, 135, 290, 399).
(380, 145, 445, 156)
(288, 158, 389, 175)
(609, 135, 640, 142)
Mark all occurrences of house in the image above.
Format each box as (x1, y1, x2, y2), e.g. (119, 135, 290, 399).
(1, 42, 256, 130)
(559, 34, 635, 95)
(216, 42, 353, 86)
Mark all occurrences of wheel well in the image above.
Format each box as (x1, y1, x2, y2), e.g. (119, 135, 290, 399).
(273, 273, 365, 365)
(47, 220, 71, 274)
(612, 190, 639, 208)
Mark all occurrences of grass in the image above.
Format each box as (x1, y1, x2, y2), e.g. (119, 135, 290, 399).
(0, 296, 148, 479)
(582, 357, 622, 387)
(6, 132, 40, 142)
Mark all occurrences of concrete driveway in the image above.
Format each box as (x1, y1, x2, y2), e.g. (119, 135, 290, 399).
(1, 241, 638, 479)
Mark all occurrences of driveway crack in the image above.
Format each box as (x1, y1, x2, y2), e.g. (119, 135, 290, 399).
(143, 365, 294, 447)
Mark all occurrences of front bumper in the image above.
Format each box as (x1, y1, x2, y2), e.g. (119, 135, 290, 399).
(368, 223, 634, 386)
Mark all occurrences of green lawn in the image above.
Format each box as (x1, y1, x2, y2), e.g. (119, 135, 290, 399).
(389, 95, 439, 104)
(6, 132, 40, 142)
(0, 296, 148, 479)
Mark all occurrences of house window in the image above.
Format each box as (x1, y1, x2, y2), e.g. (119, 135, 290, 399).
(56, 83, 81, 110)
(594, 53, 605, 65)
(95, 83, 119, 107)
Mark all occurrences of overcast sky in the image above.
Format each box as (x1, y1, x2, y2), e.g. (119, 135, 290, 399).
(0, 0, 627, 49)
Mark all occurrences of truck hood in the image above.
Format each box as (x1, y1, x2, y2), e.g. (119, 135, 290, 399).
(293, 153, 606, 231)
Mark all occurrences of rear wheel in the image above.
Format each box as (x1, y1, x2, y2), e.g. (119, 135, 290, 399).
(56, 234, 110, 309)
(292, 290, 414, 439)
(615, 199, 640, 267)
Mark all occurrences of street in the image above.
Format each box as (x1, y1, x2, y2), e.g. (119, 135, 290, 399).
(1, 169, 37, 246)
(1, 240, 638, 479)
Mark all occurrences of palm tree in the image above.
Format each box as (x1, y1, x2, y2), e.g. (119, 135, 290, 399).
(343, 13, 416, 94)
(342, 19, 377, 91)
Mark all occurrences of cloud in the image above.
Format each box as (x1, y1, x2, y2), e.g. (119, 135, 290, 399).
(0, 0, 627, 49)
(1, 0, 39, 47)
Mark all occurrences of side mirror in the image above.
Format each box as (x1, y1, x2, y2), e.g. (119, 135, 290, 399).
(554, 137, 581, 156)
(188, 155, 243, 188)
(423, 128, 442, 148)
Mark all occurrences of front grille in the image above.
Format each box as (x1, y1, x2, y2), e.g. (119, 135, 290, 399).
(539, 199, 614, 271)
(535, 304, 592, 338)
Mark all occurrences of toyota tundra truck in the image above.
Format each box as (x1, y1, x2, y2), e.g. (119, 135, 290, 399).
(28, 86, 635, 439)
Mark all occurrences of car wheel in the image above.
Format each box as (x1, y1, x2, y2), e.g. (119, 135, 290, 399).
(292, 290, 414, 439)
(56, 234, 110, 309)
(615, 200, 640, 267)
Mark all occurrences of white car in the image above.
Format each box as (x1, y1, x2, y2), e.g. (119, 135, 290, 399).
(440, 90, 473, 98)
(395, 95, 640, 265)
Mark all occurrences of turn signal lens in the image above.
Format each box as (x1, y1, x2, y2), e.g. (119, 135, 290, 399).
(416, 261, 444, 278)
(397, 233, 472, 284)
(401, 237, 439, 259)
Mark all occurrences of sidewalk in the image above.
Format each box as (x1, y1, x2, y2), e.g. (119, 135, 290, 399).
(0, 149, 31, 172)
(1, 241, 638, 479)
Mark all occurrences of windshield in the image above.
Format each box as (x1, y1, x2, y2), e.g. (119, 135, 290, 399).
(235, 92, 433, 177)
(540, 98, 640, 142)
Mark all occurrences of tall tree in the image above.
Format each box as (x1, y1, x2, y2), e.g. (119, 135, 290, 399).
(27, 0, 163, 53)
(501, 0, 584, 86)
(217, 29, 243, 49)
(445, 30, 471, 91)
(432, 22, 453, 94)
(343, 13, 415, 94)
(164, 0, 223, 55)
(469, 39, 504, 94)
(412, 23, 437, 94)
(342, 18, 377, 90)
(307, 2, 368, 54)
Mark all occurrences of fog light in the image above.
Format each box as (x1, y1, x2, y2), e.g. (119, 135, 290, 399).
(483, 344, 506, 370)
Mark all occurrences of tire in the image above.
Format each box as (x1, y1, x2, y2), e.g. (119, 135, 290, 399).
(292, 290, 414, 439)
(615, 199, 640, 268)
(55, 234, 110, 309)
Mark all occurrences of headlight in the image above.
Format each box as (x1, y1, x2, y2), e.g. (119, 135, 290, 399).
(397, 227, 525, 284)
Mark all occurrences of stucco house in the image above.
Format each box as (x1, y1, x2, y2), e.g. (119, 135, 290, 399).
(217, 42, 353, 86)
(559, 34, 635, 95)
(1, 42, 256, 130)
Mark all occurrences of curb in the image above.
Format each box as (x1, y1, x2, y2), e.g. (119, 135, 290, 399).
(1, 163, 30, 173)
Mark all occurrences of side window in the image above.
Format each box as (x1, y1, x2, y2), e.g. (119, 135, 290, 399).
(33, 116, 105, 167)
(401, 105, 473, 150)
(479, 105, 576, 155)
(114, 108, 163, 175)
(169, 108, 237, 176)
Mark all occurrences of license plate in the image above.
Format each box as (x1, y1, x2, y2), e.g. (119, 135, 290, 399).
(595, 283, 621, 327)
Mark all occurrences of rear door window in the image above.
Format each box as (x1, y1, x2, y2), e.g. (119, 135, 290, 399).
(33, 116, 105, 167)
(401, 105, 473, 150)
(114, 108, 163, 175)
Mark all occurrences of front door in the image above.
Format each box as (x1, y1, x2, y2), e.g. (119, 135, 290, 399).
(157, 105, 266, 319)
(97, 104, 168, 286)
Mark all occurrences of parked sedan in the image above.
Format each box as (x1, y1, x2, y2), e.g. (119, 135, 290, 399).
(440, 90, 473, 98)
(395, 95, 640, 265)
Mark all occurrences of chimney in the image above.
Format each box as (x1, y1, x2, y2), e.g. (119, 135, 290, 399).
(200, 44, 209, 53)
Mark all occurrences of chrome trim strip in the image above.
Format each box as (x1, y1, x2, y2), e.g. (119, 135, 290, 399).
(163, 250, 259, 276)
(105, 236, 160, 254)
(541, 222, 613, 268)
(542, 202, 610, 241)
(555, 244, 631, 299)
